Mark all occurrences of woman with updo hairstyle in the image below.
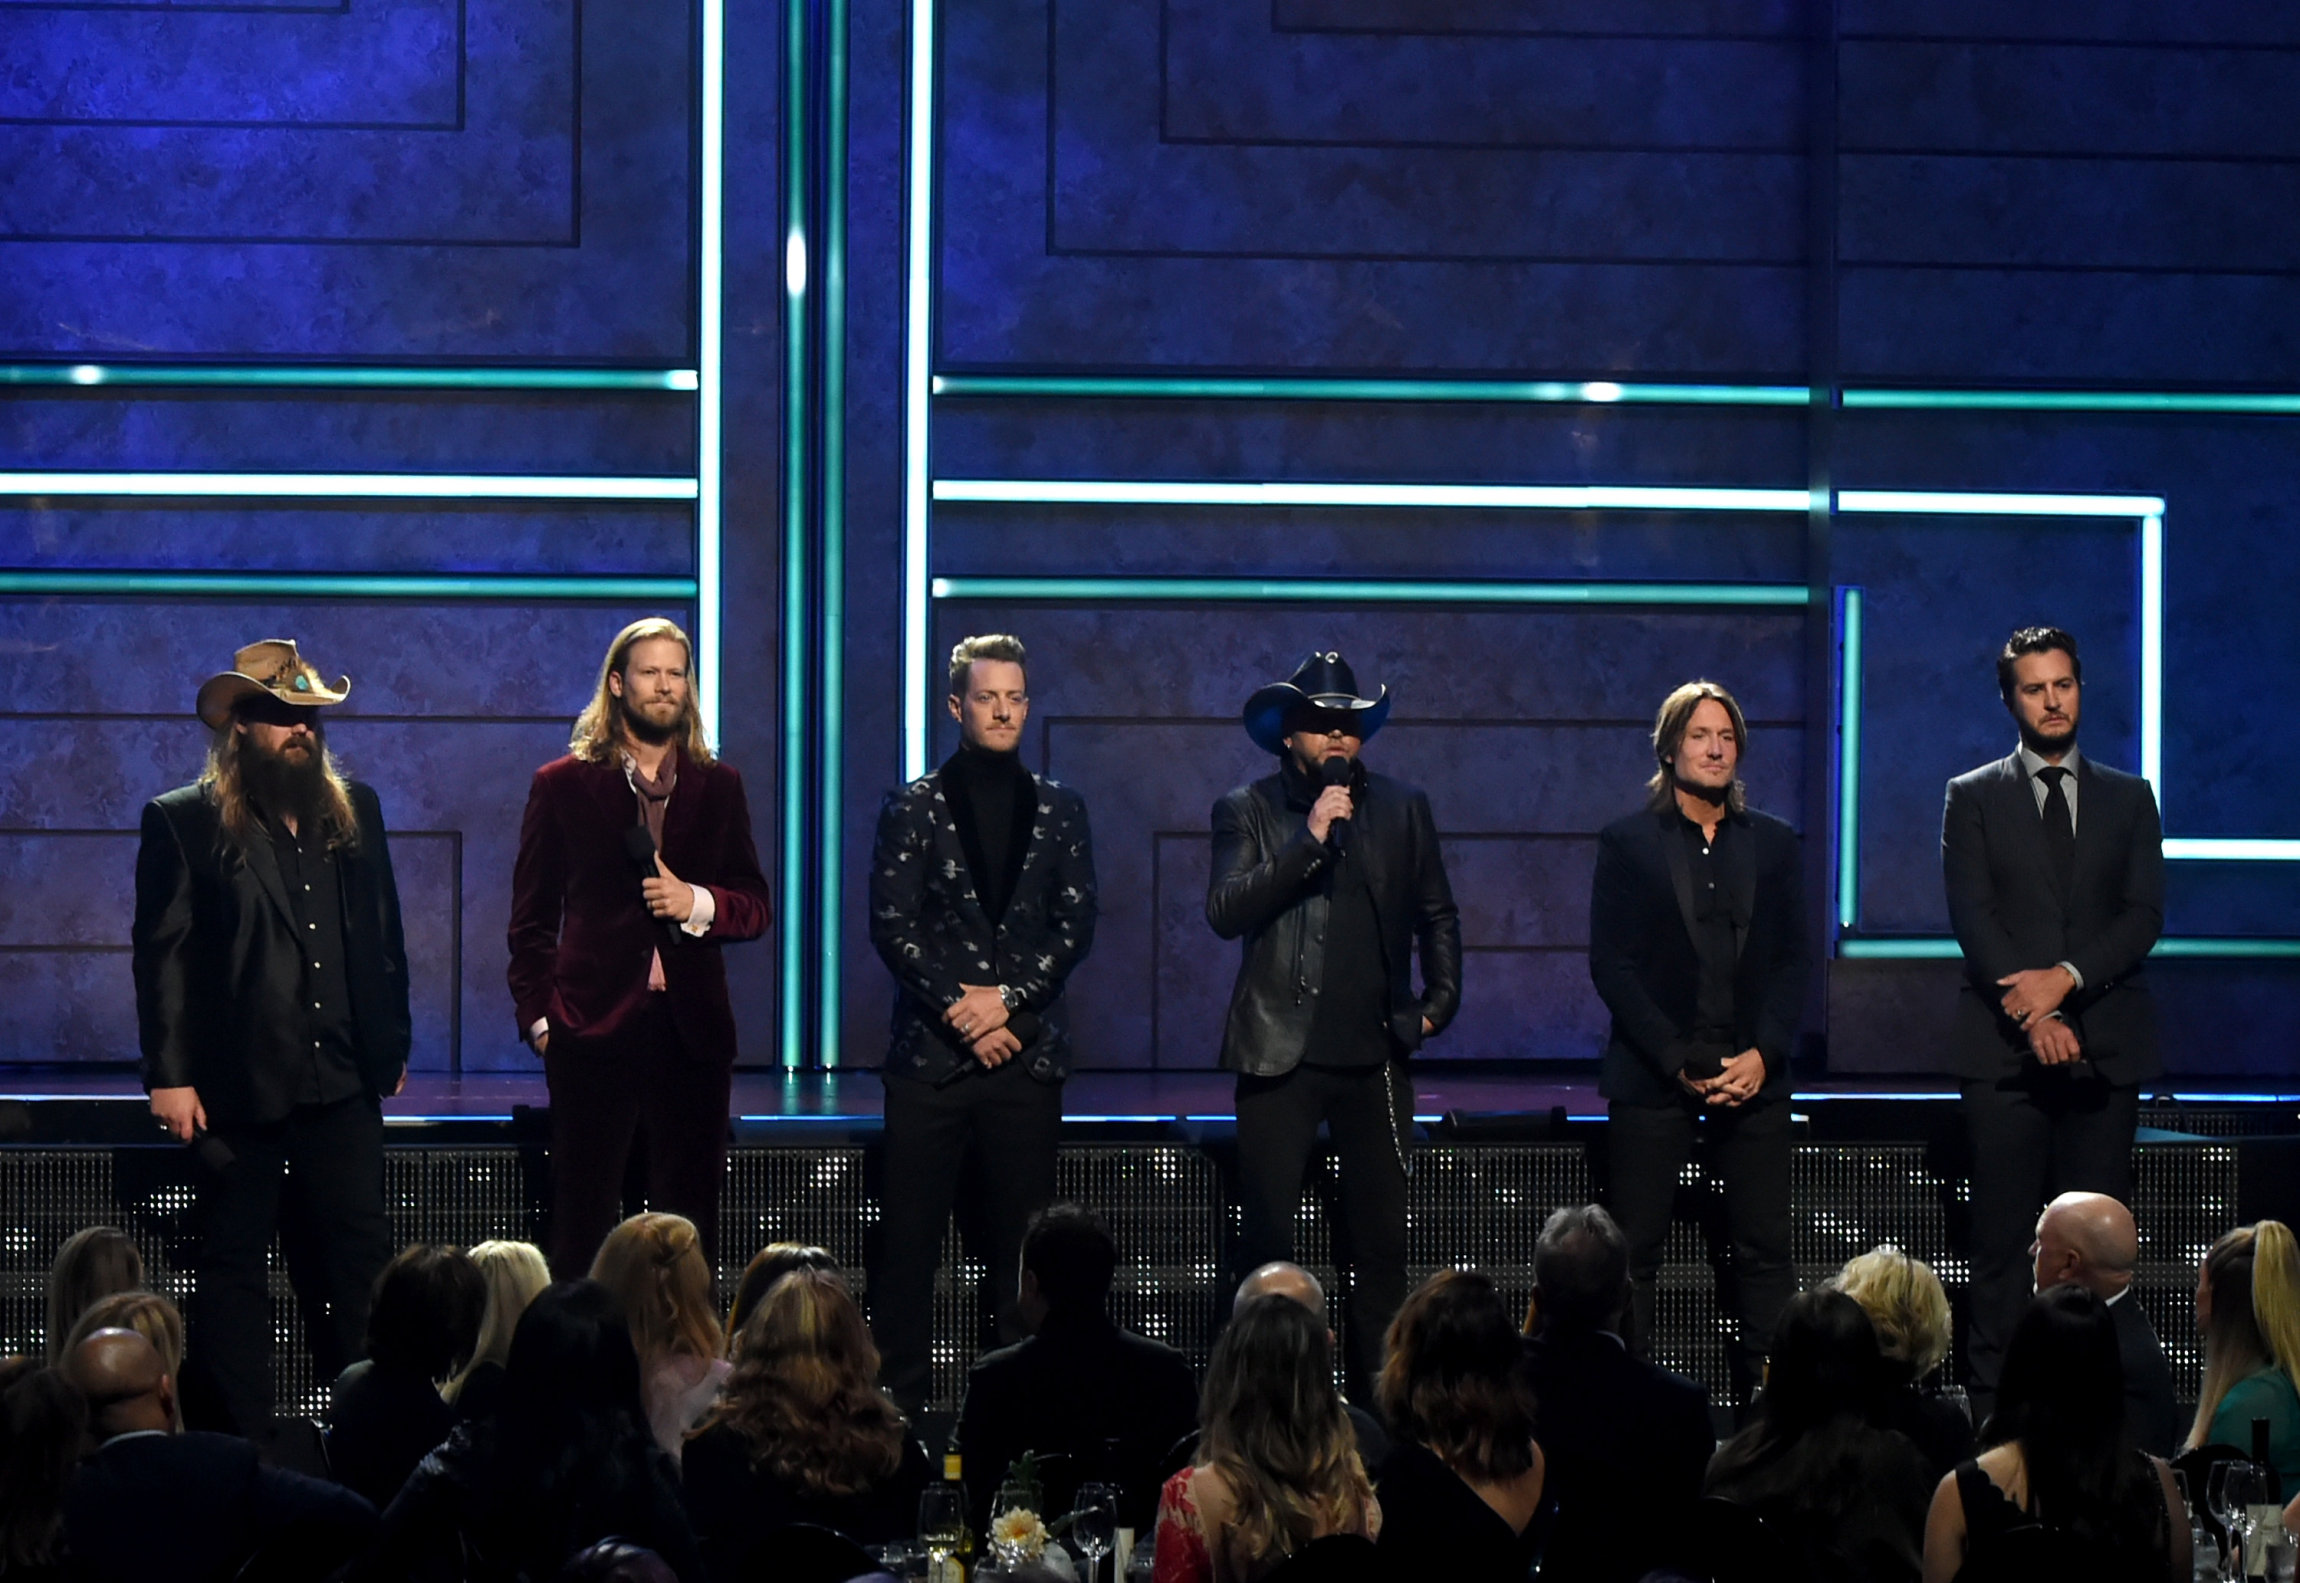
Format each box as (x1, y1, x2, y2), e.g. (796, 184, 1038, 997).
(2187, 1220, 2300, 1491)
(43, 1227, 143, 1363)
(1154, 1295, 1379, 1583)
(590, 1213, 727, 1462)
(682, 1267, 928, 1566)
(1372, 1269, 1544, 1580)
(1837, 1244, 1973, 1479)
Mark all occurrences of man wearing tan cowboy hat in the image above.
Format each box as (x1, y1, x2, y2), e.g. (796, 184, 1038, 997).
(131, 639, 410, 1440)
(1207, 649, 1461, 1401)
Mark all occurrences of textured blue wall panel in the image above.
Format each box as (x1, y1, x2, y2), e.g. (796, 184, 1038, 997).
(1, 507, 696, 576)
(1272, 0, 1803, 31)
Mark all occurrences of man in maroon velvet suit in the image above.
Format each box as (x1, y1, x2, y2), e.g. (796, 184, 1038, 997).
(508, 617, 772, 1276)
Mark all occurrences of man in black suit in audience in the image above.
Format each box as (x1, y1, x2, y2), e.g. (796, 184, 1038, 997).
(1589, 680, 1808, 1402)
(63, 1327, 376, 1581)
(1944, 626, 2165, 1406)
(954, 1203, 1199, 1534)
(1521, 1205, 1714, 1583)
(2032, 1191, 2180, 1456)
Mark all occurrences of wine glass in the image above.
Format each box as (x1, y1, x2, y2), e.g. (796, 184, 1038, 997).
(2212, 1462, 2268, 1575)
(919, 1482, 968, 1580)
(1071, 1482, 1119, 1583)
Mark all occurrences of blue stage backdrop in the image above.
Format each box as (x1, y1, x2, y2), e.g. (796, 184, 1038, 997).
(3, 2, 2295, 1080)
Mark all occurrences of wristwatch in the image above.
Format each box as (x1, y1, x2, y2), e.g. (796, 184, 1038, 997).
(998, 985, 1021, 1012)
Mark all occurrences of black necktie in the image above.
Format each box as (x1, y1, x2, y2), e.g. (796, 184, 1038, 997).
(2038, 766, 2076, 892)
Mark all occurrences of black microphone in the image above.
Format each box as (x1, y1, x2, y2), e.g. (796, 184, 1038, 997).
(1320, 755, 1355, 854)
(623, 826, 683, 944)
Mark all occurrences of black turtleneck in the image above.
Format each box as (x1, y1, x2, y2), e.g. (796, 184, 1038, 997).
(943, 743, 1031, 923)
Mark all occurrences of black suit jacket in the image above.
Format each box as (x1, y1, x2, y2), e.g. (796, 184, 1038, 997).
(1588, 805, 1808, 1106)
(132, 781, 411, 1126)
(868, 760, 1097, 1083)
(1942, 752, 2165, 1083)
(2114, 1291, 2181, 1458)
(65, 1430, 377, 1583)
(1206, 765, 1462, 1078)
(1523, 1326, 1713, 1583)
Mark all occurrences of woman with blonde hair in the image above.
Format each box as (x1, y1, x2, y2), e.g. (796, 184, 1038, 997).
(446, 1240, 552, 1415)
(683, 1267, 928, 1564)
(1154, 1295, 1379, 1583)
(44, 1227, 143, 1362)
(590, 1213, 727, 1461)
(2187, 1220, 2300, 1490)
(1837, 1244, 1973, 1478)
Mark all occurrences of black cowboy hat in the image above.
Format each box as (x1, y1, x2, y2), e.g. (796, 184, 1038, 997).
(1242, 651, 1391, 756)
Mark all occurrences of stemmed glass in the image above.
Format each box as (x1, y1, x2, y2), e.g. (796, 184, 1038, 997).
(919, 1482, 968, 1582)
(1071, 1482, 1119, 1583)
(2211, 1461, 2269, 1577)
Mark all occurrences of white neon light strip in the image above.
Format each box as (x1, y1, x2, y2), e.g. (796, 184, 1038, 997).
(2140, 514, 2163, 798)
(901, 0, 936, 779)
(0, 472, 699, 501)
(932, 479, 1811, 513)
(2165, 838, 2300, 862)
(696, 0, 727, 746)
(1838, 490, 2166, 519)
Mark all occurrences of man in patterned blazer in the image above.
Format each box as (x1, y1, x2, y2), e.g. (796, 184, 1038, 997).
(867, 633, 1098, 1413)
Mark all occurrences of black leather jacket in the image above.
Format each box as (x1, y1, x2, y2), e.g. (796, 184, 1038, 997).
(1206, 760, 1461, 1077)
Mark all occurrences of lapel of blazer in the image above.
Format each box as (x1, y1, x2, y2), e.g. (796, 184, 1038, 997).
(1008, 773, 1049, 902)
(236, 819, 299, 935)
(923, 770, 990, 922)
(1724, 816, 1758, 962)
(660, 749, 703, 867)
(591, 753, 639, 831)
(2069, 756, 2111, 893)
(1655, 809, 1699, 946)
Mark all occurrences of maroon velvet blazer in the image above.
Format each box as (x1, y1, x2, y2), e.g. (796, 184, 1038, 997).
(506, 750, 771, 1062)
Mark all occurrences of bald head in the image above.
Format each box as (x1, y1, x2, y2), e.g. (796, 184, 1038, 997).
(2033, 1191, 2138, 1297)
(1234, 1262, 1325, 1320)
(65, 1327, 175, 1438)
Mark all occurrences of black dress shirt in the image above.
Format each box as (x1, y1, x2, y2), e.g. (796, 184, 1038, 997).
(265, 811, 365, 1108)
(1291, 759, 1395, 1069)
(1679, 812, 1741, 1042)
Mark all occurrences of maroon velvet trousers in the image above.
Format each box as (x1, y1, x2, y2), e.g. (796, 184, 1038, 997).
(542, 996, 733, 1277)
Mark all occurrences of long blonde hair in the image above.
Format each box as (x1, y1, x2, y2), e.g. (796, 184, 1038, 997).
(2190, 1221, 2300, 1451)
(44, 1227, 143, 1364)
(1834, 1245, 1952, 1379)
(444, 1240, 552, 1404)
(590, 1213, 723, 1368)
(200, 718, 360, 852)
(569, 617, 715, 766)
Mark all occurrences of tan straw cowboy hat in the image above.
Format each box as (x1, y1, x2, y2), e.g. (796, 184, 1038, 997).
(194, 639, 352, 730)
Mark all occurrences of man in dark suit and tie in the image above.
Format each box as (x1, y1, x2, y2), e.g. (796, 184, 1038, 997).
(1943, 626, 2165, 1403)
(867, 634, 1098, 1414)
(1589, 679, 1808, 1403)
(2031, 1191, 2180, 1455)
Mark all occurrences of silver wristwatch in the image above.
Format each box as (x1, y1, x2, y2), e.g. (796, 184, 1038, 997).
(998, 984, 1021, 1012)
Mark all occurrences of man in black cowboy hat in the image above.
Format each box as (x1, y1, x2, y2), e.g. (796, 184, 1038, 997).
(132, 640, 410, 1440)
(1208, 651, 1460, 1392)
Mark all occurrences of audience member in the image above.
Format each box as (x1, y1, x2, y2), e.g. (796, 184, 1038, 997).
(61, 1327, 376, 1582)
(329, 1244, 487, 1509)
(444, 1239, 552, 1418)
(954, 1203, 1198, 1531)
(1, 1363, 86, 1581)
(2031, 1192, 2180, 1456)
(1921, 1284, 2186, 1583)
(1372, 1269, 1542, 1580)
(683, 1268, 930, 1575)
(1153, 1295, 1379, 1583)
(2186, 1221, 2300, 1489)
(1705, 1289, 1932, 1583)
(351, 1280, 701, 1583)
(560, 1538, 684, 1583)
(725, 1242, 838, 1347)
(1837, 1245, 1974, 1479)
(1520, 1204, 1712, 1583)
(59, 1289, 185, 1429)
(1228, 1262, 1391, 1471)
(42, 1227, 143, 1364)
(591, 1213, 729, 1464)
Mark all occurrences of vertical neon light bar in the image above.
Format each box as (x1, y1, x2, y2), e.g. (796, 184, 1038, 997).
(819, 0, 850, 1066)
(901, 0, 936, 780)
(1836, 588, 1864, 932)
(697, 0, 726, 747)
(2140, 512, 2164, 804)
(779, 0, 811, 1067)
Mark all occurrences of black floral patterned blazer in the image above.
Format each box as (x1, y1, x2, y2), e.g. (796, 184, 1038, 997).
(867, 758, 1097, 1084)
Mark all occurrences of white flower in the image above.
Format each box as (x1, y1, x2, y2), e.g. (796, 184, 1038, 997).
(992, 1507, 1048, 1558)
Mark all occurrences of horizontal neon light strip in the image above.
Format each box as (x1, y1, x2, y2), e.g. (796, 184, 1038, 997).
(1840, 937, 2300, 960)
(2165, 838, 2300, 862)
(932, 375, 1808, 406)
(0, 571, 697, 600)
(1839, 490, 2165, 518)
(934, 479, 1809, 512)
(1844, 389, 2300, 416)
(932, 576, 1809, 607)
(1, 365, 699, 392)
(0, 473, 700, 501)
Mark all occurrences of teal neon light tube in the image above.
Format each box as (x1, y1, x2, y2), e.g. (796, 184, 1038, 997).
(1841, 937, 2300, 961)
(0, 364, 699, 391)
(2164, 838, 2300, 862)
(0, 472, 699, 501)
(696, 0, 727, 748)
(1836, 589, 1864, 932)
(931, 577, 1809, 607)
(1843, 389, 2300, 416)
(930, 375, 1810, 406)
(933, 480, 1810, 512)
(780, 0, 810, 1072)
(819, 0, 852, 1069)
(0, 571, 698, 600)
(1838, 489, 2165, 519)
(901, 0, 937, 780)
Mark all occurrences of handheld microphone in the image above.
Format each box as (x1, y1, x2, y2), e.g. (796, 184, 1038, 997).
(622, 826, 683, 944)
(1320, 755, 1355, 855)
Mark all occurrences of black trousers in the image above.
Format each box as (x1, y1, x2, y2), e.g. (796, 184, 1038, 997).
(194, 1093, 391, 1437)
(1961, 1068, 2138, 1396)
(1234, 1061, 1413, 1401)
(1607, 1092, 1794, 1403)
(871, 1063, 1064, 1413)
(543, 997, 734, 1280)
